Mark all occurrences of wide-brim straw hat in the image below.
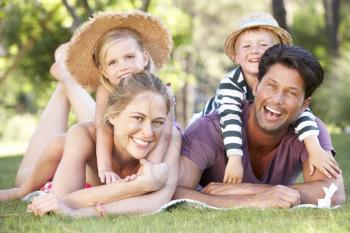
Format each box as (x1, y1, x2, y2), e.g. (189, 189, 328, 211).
(224, 12, 293, 60)
(65, 10, 173, 90)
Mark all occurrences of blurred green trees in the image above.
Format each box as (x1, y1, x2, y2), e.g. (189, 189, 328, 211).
(0, 0, 349, 143)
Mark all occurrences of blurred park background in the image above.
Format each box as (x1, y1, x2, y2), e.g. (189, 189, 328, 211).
(0, 0, 350, 156)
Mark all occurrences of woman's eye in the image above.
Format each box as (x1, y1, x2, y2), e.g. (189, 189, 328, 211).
(242, 45, 250, 48)
(153, 120, 164, 127)
(133, 116, 143, 121)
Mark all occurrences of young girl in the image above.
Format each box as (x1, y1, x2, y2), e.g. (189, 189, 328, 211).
(0, 10, 173, 201)
(190, 12, 341, 184)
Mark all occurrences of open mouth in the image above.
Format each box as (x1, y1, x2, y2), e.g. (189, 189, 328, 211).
(264, 105, 283, 119)
(248, 58, 260, 63)
(131, 137, 152, 149)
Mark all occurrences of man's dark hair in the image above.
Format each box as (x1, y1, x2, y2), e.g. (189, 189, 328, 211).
(258, 44, 324, 98)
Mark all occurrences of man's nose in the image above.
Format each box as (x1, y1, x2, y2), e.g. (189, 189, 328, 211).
(271, 91, 286, 104)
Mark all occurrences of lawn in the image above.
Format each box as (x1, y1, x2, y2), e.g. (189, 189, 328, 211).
(0, 134, 349, 233)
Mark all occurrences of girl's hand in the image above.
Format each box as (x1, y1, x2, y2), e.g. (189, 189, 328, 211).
(99, 170, 121, 184)
(27, 193, 73, 217)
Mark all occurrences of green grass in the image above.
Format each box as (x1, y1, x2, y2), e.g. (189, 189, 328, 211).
(1, 134, 350, 233)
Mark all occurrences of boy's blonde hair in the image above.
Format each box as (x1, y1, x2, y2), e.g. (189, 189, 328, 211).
(224, 12, 293, 61)
(93, 28, 156, 92)
(234, 28, 281, 54)
(103, 72, 171, 128)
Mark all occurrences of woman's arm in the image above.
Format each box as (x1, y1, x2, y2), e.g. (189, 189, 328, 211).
(71, 126, 181, 216)
(62, 159, 169, 208)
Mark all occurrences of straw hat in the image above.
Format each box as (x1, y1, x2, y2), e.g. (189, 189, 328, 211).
(224, 12, 293, 60)
(65, 10, 173, 90)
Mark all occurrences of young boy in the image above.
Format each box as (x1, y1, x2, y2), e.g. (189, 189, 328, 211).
(190, 12, 341, 183)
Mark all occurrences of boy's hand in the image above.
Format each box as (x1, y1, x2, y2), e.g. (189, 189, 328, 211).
(99, 170, 121, 184)
(308, 144, 341, 178)
(223, 156, 243, 183)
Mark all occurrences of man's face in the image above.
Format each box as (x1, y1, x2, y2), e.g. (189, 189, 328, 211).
(253, 63, 311, 134)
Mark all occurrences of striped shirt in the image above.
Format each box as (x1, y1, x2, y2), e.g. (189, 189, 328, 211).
(189, 66, 319, 157)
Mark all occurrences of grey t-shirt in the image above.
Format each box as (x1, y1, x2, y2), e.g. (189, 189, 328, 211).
(181, 102, 335, 187)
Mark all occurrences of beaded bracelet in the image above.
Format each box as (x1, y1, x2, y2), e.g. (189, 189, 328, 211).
(89, 202, 107, 218)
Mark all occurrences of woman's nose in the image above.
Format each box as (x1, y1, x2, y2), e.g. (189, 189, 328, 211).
(141, 123, 153, 138)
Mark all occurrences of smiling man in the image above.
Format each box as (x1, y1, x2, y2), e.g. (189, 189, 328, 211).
(175, 44, 345, 208)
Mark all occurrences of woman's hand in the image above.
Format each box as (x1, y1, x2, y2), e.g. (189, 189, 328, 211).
(137, 159, 169, 192)
(27, 193, 73, 217)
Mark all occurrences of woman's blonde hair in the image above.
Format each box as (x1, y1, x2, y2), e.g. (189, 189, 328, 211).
(93, 28, 156, 92)
(103, 72, 171, 128)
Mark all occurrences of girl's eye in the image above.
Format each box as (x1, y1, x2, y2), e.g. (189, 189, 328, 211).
(126, 55, 135, 59)
(242, 45, 250, 48)
(107, 60, 116, 66)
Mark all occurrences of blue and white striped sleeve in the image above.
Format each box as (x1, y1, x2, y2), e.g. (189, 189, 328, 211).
(294, 108, 319, 141)
(216, 67, 247, 157)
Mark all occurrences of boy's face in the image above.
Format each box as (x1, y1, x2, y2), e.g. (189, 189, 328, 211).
(234, 29, 278, 78)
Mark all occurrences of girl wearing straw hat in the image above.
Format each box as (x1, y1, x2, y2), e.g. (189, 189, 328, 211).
(189, 12, 340, 184)
(0, 10, 174, 202)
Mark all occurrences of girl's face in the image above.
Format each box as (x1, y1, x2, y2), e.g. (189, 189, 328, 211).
(234, 30, 278, 78)
(101, 38, 150, 85)
(109, 92, 167, 162)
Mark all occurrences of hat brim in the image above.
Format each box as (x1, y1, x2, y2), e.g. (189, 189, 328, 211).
(65, 10, 173, 90)
(224, 25, 293, 60)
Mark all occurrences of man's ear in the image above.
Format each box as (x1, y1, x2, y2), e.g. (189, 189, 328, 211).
(302, 97, 311, 111)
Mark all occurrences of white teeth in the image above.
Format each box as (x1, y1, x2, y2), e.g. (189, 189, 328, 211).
(266, 106, 282, 115)
(133, 138, 149, 146)
(250, 59, 259, 62)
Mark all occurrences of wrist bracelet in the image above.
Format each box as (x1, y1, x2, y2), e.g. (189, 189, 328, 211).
(90, 202, 107, 218)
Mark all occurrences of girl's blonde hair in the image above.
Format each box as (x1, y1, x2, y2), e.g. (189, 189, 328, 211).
(103, 72, 171, 128)
(93, 28, 156, 92)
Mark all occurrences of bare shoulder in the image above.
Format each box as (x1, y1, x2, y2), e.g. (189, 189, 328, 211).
(68, 120, 96, 142)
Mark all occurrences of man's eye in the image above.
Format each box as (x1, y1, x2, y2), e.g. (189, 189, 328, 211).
(126, 55, 135, 59)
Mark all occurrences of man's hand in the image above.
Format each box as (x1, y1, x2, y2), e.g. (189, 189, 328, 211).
(202, 182, 270, 196)
(248, 185, 300, 208)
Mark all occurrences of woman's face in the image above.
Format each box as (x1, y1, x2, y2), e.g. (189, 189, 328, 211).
(109, 91, 168, 162)
(100, 38, 150, 85)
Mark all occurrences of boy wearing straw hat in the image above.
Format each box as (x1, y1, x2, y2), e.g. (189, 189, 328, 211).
(190, 12, 340, 184)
